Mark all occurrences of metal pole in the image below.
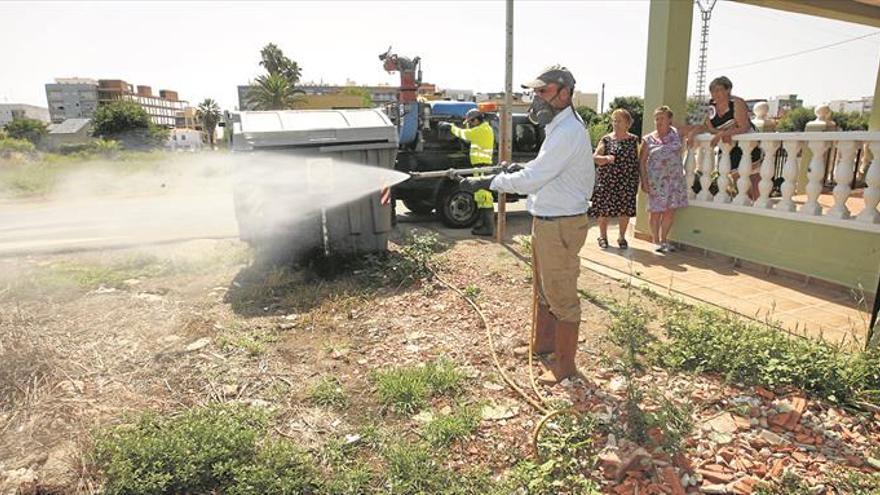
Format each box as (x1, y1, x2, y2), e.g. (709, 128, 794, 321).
(497, 0, 513, 243)
(600, 82, 605, 113)
(870, 271, 879, 348)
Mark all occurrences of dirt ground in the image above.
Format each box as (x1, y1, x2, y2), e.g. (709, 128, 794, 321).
(1, 210, 878, 494)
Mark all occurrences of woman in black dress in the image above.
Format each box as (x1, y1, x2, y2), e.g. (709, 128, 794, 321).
(689, 76, 763, 200)
(589, 108, 640, 249)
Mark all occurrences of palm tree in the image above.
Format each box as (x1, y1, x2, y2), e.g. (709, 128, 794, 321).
(246, 73, 306, 111)
(195, 98, 222, 149)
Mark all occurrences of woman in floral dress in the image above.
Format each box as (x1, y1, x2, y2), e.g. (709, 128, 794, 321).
(589, 108, 640, 250)
(639, 106, 688, 253)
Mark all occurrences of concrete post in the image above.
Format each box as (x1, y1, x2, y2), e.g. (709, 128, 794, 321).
(636, 0, 695, 238)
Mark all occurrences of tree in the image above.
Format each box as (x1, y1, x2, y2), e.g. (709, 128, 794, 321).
(259, 43, 302, 85)
(575, 106, 601, 127)
(196, 98, 222, 148)
(341, 87, 373, 107)
(4, 117, 48, 145)
(93, 100, 167, 149)
(246, 73, 306, 111)
(832, 111, 869, 131)
(776, 107, 814, 132)
(606, 96, 644, 136)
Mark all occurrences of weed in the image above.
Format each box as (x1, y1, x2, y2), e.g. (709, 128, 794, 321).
(646, 394, 694, 454)
(383, 442, 453, 494)
(827, 467, 880, 495)
(421, 404, 480, 446)
(754, 470, 813, 495)
(505, 413, 601, 494)
(513, 234, 532, 254)
(362, 231, 444, 287)
(308, 376, 348, 408)
(91, 403, 321, 495)
(463, 284, 481, 300)
(373, 359, 466, 414)
(655, 304, 880, 406)
(215, 324, 278, 357)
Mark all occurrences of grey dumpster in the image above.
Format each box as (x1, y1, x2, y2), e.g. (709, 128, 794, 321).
(228, 109, 398, 257)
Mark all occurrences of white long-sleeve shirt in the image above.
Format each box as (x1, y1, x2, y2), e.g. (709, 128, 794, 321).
(489, 106, 595, 217)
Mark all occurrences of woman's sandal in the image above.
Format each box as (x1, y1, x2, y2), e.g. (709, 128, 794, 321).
(598, 237, 609, 249)
(617, 238, 628, 249)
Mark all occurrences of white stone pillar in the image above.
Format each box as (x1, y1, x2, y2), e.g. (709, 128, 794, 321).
(684, 146, 697, 200)
(714, 141, 733, 204)
(732, 140, 757, 206)
(857, 141, 880, 224)
(697, 140, 715, 201)
(754, 140, 780, 209)
(827, 140, 857, 219)
(777, 140, 801, 212)
(801, 140, 829, 216)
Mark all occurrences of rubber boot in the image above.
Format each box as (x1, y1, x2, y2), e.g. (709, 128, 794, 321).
(537, 320, 579, 384)
(514, 302, 555, 357)
(532, 303, 556, 355)
(471, 208, 494, 236)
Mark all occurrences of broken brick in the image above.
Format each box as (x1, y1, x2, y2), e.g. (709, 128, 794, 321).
(660, 466, 686, 495)
(755, 386, 776, 400)
(697, 467, 734, 484)
(730, 476, 760, 495)
(768, 458, 786, 478)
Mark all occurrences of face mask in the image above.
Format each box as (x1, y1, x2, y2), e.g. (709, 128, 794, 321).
(528, 91, 562, 126)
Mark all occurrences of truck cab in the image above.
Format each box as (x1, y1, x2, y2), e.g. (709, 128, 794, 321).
(393, 101, 544, 227)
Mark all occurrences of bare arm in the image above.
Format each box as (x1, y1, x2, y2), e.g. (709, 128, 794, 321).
(592, 136, 613, 165)
(639, 137, 650, 194)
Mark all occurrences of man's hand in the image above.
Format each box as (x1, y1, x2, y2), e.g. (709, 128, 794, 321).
(460, 176, 494, 192)
(445, 169, 464, 182)
(502, 161, 524, 173)
(437, 122, 452, 132)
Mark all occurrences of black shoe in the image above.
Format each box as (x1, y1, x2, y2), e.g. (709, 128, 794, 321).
(618, 238, 628, 249)
(598, 237, 609, 249)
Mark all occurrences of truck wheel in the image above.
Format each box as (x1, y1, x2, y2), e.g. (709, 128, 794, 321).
(402, 199, 435, 215)
(436, 184, 478, 228)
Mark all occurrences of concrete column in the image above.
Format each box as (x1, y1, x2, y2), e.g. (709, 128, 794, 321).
(870, 56, 880, 131)
(636, 0, 694, 238)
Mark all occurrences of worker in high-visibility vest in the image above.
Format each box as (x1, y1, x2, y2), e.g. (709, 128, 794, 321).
(440, 109, 496, 236)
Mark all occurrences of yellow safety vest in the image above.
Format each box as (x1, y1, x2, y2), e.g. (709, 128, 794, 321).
(450, 121, 494, 166)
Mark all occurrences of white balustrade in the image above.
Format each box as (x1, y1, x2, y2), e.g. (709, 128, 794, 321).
(697, 140, 714, 201)
(801, 140, 828, 216)
(857, 141, 880, 224)
(732, 139, 757, 206)
(827, 141, 857, 219)
(685, 131, 880, 232)
(684, 146, 697, 200)
(753, 140, 780, 209)
(714, 141, 733, 203)
(778, 140, 801, 212)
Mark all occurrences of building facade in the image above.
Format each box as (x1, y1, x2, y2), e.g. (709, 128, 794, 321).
(0, 104, 50, 127)
(45, 78, 99, 123)
(45, 78, 186, 127)
(767, 94, 804, 118)
(828, 97, 873, 114)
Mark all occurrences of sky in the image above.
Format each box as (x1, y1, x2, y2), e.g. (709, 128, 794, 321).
(1, 0, 878, 112)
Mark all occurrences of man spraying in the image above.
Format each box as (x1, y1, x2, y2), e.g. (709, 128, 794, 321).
(459, 66, 595, 384)
(440, 109, 496, 236)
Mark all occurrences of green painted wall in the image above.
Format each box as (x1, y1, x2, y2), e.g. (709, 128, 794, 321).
(671, 206, 880, 292)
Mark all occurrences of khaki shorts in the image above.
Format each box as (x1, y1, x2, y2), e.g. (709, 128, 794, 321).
(532, 214, 589, 323)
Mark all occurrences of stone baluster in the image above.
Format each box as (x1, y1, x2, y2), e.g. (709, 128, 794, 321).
(800, 140, 829, 216)
(777, 140, 801, 212)
(714, 141, 733, 203)
(684, 146, 697, 200)
(827, 140, 857, 219)
(754, 140, 780, 209)
(732, 140, 757, 206)
(697, 139, 715, 201)
(856, 140, 880, 224)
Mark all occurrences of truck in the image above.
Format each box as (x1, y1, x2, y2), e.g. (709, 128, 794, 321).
(379, 48, 544, 228)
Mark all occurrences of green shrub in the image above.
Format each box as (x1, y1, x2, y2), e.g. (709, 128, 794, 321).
(58, 139, 120, 157)
(373, 359, 465, 414)
(383, 442, 454, 494)
(0, 137, 36, 157)
(92, 403, 321, 495)
(654, 305, 880, 406)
